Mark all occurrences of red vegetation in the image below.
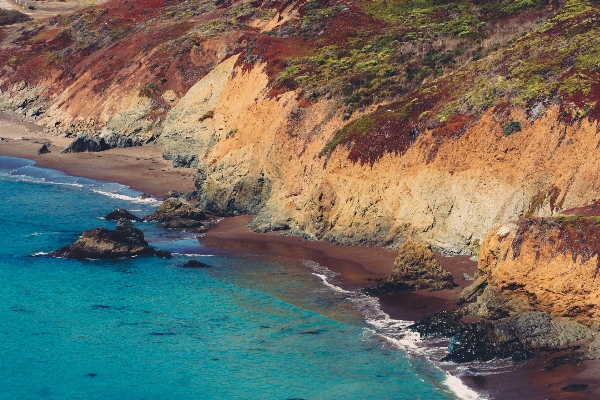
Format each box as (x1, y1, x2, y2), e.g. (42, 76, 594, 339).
(563, 200, 600, 217)
(512, 217, 600, 272)
(433, 113, 475, 139)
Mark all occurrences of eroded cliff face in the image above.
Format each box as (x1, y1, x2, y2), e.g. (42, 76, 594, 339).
(462, 219, 600, 329)
(3, 0, 600, 255)
(155, 54, 600, 253)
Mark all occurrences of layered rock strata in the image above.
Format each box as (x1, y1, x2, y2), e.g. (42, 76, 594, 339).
(414, 216, 600, 362)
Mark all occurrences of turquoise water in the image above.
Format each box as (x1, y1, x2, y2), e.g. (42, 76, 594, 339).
(0, 156, 471, 399)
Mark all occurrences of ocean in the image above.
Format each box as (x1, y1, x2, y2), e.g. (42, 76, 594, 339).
(0, 156, 482, 399)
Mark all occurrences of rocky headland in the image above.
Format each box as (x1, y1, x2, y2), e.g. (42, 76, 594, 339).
(407, 213, 600, 371)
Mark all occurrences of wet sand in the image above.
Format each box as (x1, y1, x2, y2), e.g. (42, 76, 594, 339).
(2, 115, 600, 399)
(202, 216, 600, 400)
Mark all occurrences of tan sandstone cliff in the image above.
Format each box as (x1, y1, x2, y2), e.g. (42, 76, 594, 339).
(155, 55, 600, 254)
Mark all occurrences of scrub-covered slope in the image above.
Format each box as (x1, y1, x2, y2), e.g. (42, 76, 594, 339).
(2, 0, 600, 255)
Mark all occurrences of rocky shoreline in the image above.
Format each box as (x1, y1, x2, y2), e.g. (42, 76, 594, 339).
(3, 118, 600, 397)
(35, 183, 600, 398)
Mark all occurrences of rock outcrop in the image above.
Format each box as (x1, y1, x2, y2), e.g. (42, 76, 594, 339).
(144, 198, 208, 232)
(415, 216, 600, 363)
(105, 209, 141, 222)
(37, 144, 50, 155)
(368, 239, 454, 294)
(410, 310, 594, 363)
(60, 134, 107, 153)
(462, 219, 600, 327)
(49, 219, 171, 259)
(60, 133, 139, 154)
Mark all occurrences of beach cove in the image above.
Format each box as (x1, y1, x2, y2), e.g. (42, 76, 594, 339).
(1, 115, 599, 399)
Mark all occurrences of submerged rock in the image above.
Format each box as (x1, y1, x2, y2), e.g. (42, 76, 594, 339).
(144, 197, 207, 232)
(48, 219, 170, 259)
(105, 208, 141, 222)
(181, 260, 211, 268)
(367, 239, 454, 294)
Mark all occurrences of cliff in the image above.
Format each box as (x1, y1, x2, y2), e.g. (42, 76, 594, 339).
(463, 218, 600, 329)
(2, 0, 600, 255)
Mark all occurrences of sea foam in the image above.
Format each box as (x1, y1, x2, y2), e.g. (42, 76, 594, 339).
(303, 259, 489, 400)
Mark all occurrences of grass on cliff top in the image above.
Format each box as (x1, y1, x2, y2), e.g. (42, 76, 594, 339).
(321, 0, 600, 165)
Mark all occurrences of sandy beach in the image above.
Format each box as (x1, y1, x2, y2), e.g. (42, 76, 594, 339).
(1, 114, 599, 399)
(0, 114, 196, 198)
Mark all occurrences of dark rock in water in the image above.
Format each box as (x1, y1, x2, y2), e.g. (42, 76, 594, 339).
(410, 310, 534, 363)
(153, 249, 172, 258)
(561, 384, 589, 392)
(144, 197, 207, 232)
(105, 208, 141, 222)
(172, 154, 198, 168)
(181, 260, 211, 268)
(48, 219, 170, 259)
(85, 373, 97, 378)
(366, 239, 454, 295)
(37, 144, 50, 155)
(443, 319, 534, 363)
(163, 218, 208, 233)
(145, 198, 206, 222)
(139, 193, 152, 199)
(60, 134, 107, 153)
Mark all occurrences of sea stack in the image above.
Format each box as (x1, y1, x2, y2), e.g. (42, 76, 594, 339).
(49, 219, 171, 259)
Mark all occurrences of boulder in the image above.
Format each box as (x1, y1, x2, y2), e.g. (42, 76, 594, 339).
(37, 144, 50, 155)
(60, 134, 107, 153)
(144, 197, 207, 231)
(367, 239, 454, 294)
(60, 133, 140, 154)
(105, 208, 141, 222)
(171, 154, 198, 168)
(48, 219, 170, 259)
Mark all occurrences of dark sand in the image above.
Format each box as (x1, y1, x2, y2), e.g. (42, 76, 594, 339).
(2, 115, 600, 399)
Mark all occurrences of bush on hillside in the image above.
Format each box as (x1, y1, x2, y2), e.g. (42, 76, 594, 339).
(502, 121, 522, 136)
(0, 9, 31, 26)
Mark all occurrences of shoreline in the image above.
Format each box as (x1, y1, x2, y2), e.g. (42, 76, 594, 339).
(1, 115, 598, 399)
(0, 113, 195, 198)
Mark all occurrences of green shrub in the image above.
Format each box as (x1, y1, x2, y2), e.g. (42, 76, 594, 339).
(0, 9, 31, 26)
(502, 121, 522, 136)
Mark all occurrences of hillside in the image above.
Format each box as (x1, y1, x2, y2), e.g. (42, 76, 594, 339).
(2, 0, 591, 251)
